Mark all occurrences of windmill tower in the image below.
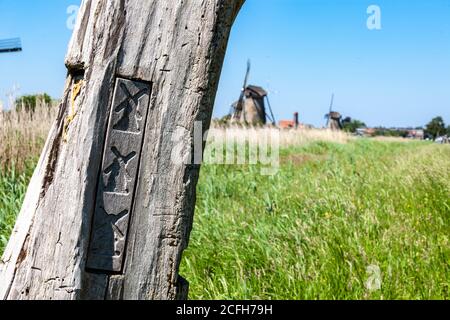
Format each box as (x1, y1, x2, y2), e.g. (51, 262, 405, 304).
(230, 60, 276, 125)
(230, 60, 251, 122)
(325, 93, 342, 130)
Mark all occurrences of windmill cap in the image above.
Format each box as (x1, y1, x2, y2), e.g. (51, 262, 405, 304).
(245, 85, 268, 98)
(329, 112, 342, 119)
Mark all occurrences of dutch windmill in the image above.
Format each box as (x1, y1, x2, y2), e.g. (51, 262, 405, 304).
(324, 93, 343, 130)
(230, 60, 276, 125)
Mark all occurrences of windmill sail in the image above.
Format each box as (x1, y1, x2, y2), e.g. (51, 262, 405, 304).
(326, 93, 334, 127)
(0, 38, 22, 53)
(232, 60, 251, 121)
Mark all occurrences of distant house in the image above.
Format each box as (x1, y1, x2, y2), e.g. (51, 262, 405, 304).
(365, 128, 376, 136)
(279, 112, 301, 129)
(356, 128, 376, 136)
(279, 120, 296, 129)
(407, 130, 424, 140)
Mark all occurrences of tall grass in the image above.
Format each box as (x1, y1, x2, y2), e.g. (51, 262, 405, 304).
(0, 162, 35, 253)
(0, 108, 448, 299)
(208, 124, 353, 146)
(0, 103, 57, 171)
(180, 140, 450, 299)
(0, 104, 56, 253)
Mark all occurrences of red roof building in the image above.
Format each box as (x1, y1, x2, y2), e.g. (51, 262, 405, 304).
(279, 120, 296, 129)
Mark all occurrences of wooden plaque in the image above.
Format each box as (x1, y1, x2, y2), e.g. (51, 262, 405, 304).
(86, 78, 151, 272)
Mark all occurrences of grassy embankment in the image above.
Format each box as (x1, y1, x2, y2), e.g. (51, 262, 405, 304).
(0, 109, 449, 299)
(181, 139, 449, 299)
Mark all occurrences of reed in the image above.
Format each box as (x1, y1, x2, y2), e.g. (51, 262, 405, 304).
(0, 102, 58, 171)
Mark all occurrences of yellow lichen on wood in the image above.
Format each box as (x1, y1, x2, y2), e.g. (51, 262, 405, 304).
(63, 79, 84, 142)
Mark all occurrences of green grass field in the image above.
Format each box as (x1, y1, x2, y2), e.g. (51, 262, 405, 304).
(1, 139, 449, 299)
(0, 159, 36, 253)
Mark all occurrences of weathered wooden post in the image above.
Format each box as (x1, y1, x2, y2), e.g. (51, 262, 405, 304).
(0, 0, 244, 300)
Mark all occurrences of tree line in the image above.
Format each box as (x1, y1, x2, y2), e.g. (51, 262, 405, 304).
(341, 116, 449, 140)
(14, 93, 53, 113)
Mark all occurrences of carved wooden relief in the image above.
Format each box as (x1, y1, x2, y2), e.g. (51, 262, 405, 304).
(86, 78, 152, 272)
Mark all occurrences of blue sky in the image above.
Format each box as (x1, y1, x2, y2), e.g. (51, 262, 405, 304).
(1, 0, 449, 127)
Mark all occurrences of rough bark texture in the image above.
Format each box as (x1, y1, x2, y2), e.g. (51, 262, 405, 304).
(0, 0, 244, 300)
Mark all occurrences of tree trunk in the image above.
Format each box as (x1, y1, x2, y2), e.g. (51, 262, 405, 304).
(0, 0, 244, 300)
